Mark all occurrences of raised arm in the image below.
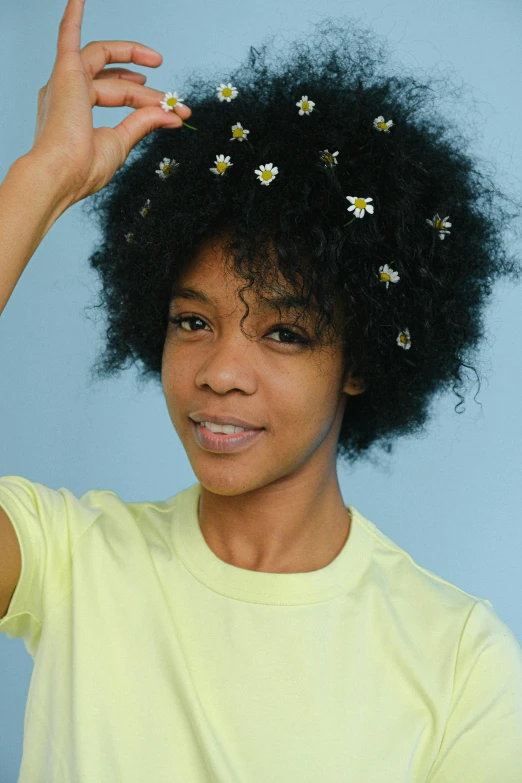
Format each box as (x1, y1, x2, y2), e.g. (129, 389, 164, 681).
(0, 0, 190, 316)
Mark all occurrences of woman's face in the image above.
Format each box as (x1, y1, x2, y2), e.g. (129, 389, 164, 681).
(161, 234, 365, 496)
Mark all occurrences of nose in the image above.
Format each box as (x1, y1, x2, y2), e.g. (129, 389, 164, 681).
(195, 331, 258, 394)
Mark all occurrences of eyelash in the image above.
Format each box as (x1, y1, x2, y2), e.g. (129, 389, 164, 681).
(168, 315, 311, 346)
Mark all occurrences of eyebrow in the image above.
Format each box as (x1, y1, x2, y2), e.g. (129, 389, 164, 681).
(170, 286, 309, 313)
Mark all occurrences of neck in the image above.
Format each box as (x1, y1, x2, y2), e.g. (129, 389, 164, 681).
(197, 469, 352, 573)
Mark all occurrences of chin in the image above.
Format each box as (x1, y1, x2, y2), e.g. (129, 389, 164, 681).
(190, 459, 284, 498)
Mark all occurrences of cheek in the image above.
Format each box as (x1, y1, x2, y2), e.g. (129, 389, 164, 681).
(270, 375, 328, 427)
(161, 355, 188, 412)
(291, 373, 343, 429)
(162, 341, 190, 384)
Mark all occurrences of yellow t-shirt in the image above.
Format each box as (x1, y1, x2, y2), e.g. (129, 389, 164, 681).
(1, 475, 521, 782)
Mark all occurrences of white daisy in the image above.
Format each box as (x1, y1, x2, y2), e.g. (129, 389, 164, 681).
(155, 157, 179, 180)
(160, 91, 185, 113)
(397, 328, 411, 350)
(140, 199, 151, 217)
(230, 122, 250, 141)
(320, 149, 339, 166)
(379, 263, 400, 289)
(296, 95, 315, 115)
(254, 162, 279, 186)
(346, 196, 374, 219)
(210, 154, 233, 176)
(426, 213, 451, 240)
(124, 232, 135, 243)
(217, 83, 238, 102)
(373, 115, 394, 132)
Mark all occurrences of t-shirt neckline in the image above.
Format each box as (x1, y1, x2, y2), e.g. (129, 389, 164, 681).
(171, 482, 374, 605)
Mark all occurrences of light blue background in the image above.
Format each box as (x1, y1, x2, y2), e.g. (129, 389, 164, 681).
(1, 0, 521, 778)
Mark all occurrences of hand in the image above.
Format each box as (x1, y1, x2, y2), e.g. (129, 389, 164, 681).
(30, 0, 191, 207)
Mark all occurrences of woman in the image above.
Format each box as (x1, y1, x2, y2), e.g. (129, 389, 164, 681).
(0, 0, 521, 779)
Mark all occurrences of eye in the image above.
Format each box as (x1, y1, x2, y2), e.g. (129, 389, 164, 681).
(169, 315, 209, 333)
(168, 315, 310, 345)
(267, 326, 309, 345)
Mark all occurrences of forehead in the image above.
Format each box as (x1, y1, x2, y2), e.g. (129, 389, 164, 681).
(171, 237, 313, 316)
(170, 284, 310, 316)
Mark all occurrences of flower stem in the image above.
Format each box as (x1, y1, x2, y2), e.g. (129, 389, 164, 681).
(343, 217, 356, 227)
(182, 122, 198, 130)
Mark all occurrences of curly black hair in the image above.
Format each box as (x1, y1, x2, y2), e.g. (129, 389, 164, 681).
(81, 16, 522, 467)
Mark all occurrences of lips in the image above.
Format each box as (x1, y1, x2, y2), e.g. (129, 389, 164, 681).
(189, 413, 263, 430)
(191, 419, 264, 453)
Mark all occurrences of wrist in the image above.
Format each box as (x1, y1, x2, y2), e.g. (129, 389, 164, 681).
(12, 152, 74, 214)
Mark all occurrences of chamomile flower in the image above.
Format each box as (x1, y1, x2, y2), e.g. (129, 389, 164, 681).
(124, 232, 135, 243)
(320, 149, 339, 166)
(397, 328, 411, 350)
(379, 263, 400, 289)
(346, 196, 374, 219)
(155, 158, 179, 180)
(426, 214, 452, 240)
(296, 96, 315, 115)
(140, 199, 151, 217)
(217, 83, 238, 102)
(210, 154, 233, 176)
(254, 162, 279, 186)
(373, 115, 394, 132)
(230, 122, 250, 142)
(160, 91, 185, 112)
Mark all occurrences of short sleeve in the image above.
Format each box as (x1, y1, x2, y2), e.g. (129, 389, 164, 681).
(426, 598, 522, 782)
(0, 476, 99, 657)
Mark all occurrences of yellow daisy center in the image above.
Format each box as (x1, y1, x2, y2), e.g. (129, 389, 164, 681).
(377, 121, 388, 130)
(217, 161, 228, 173)
(233, 128, 244, 138)
(380, 272, 390, 282)
(302, 101, 310, 112)
(167, 97, 178, 107)
(261, 170, 273, 181)
(354, 198, 366, 210)
(435, 218, 444, 229)
(222, 87, 232, 97)
(162, 165, 172, 175)
(142, 207, 150, 215)
(399, 333, 408, 345)
(322, 153, 334, 164)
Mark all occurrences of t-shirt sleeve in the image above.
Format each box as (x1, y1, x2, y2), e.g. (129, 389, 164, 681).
(0, 475, 99, 657)
(426, 598, 522, 782)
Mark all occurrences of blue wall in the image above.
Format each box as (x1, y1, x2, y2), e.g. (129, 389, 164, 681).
(1, 0, 521, 778)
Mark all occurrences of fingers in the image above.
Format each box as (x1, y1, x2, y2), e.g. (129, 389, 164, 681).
(92, 78, 192, 118)
(57, 0, 86, 55)
(108, 104, 184, 164)
(95, 67, 148, 85)
(81, 40, 163, 81)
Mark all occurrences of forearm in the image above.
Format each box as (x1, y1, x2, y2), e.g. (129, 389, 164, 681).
(0, 154, 70, 317)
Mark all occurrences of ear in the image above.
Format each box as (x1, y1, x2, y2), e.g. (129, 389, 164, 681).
(343, 370, 366, 396)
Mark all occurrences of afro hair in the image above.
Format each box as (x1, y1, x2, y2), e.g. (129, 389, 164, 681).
(81, 16, 522, 468)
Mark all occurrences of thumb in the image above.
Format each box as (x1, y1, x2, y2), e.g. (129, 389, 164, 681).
(102, 105, 182, 170)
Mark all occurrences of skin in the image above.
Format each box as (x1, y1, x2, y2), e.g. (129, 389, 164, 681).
(161, 233, 366, 574)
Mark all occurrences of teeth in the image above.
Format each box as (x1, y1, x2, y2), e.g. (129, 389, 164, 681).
(201, 421, 247, 434)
